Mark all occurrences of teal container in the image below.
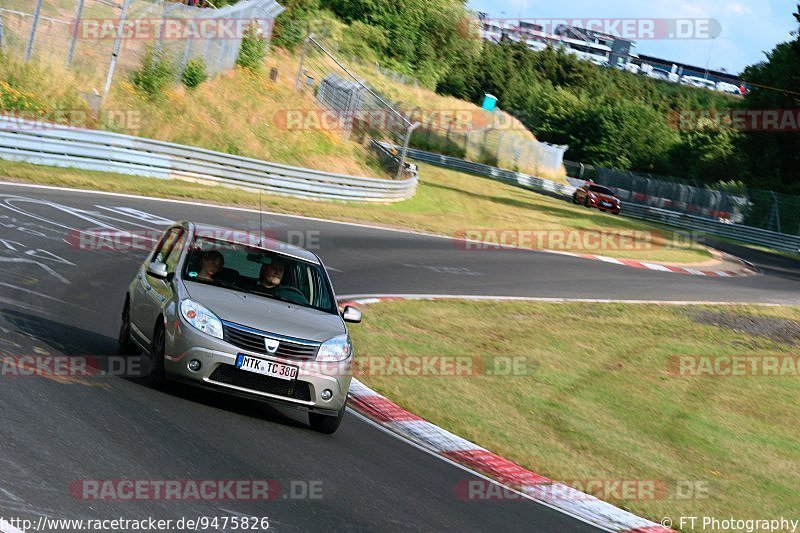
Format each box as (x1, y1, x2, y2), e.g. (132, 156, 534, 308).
(482, 94, 498, 111)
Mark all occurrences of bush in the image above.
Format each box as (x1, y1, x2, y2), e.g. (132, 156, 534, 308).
(0, 80, 50, 114)
(236, 24, 268, 71)
(181, 57, 208, 88)
(272, 0, 319, 50)
(340, 21, 388, 60)
(130, 47, 177, 99)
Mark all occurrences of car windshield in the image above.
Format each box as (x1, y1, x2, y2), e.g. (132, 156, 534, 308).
(589, 185, 614, 195)
(181, 235, 336, 314)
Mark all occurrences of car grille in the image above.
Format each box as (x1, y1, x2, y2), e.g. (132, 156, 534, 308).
(222, 322, 320, 361)
(208, 364, 311, 402)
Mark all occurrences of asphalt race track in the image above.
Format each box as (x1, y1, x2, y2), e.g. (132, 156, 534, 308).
(0, 182, 797, 532)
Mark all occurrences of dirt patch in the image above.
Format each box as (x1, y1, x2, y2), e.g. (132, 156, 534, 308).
(690, 311, 800, 344)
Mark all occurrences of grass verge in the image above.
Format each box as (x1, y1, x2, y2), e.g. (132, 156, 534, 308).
(348, 299, 800, 526)
(0, 159, 711, 263)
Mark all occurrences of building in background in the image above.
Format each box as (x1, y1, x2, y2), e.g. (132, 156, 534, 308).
(477, 14, 745, 94)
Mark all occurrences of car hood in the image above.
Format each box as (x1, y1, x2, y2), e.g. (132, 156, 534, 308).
(593, 193, 619, 203)
(183, 281, 345, 342)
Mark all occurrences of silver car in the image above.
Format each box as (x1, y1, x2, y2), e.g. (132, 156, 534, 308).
(118, 221, 361, 434)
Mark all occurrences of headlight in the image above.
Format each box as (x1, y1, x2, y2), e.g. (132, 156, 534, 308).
(316, 334, 352, 362)
(180, 299, 223, 339)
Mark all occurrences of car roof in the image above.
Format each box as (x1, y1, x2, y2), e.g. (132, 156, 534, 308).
(186, 222, 321, 265)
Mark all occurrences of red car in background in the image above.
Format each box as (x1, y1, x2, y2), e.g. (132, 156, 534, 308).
(572, 182, 621, 214)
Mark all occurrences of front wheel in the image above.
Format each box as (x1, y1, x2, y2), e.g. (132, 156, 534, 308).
(118, 299, 138, 355)
(583, 196, 591, 208)
(309, 403, 346, 434)
(146, 323, 168, 388)
(572, 193, 580, 204)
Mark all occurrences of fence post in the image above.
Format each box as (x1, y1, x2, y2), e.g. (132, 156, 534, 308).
(155, 1, 169, 54)
(180, 36, 192, 72)
(295, 35, 311, 90)
(25, 0, 44, 62)
(101, 0, 132, 102)
(396, 122, 420, 180)
(66, 0, 85, 66)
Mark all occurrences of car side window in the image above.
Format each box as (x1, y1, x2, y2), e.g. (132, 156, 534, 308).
(164, 232, 186, 273)
(152, 228, 182, 264)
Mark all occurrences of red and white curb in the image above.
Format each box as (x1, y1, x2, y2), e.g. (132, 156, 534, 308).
(347, 379, 670, 532)
(341, 296, 674, 532)
(546, 250, 757, 277)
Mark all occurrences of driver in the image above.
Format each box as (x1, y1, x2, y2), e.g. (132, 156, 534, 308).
(196, 251, 224, 282)
(254, 257, 308, 305)
(257, 258, 285, 292)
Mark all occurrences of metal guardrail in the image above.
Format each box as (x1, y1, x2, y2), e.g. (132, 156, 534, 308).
(398, 143, 800, 253)
(383, 142, 574, 198)
(621, 204, 800, 253)
(0, 118, 418, 202)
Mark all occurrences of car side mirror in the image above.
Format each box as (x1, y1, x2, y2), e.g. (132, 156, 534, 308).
(147, 262, 169, 280)
(342, 306, 362, 324)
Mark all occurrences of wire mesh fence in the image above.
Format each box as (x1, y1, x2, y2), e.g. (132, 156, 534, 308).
(294, 34, 418, 178)
(409, 121, 568, 176)
(0, 0, 282, 98)
(565, 162, 800, 235)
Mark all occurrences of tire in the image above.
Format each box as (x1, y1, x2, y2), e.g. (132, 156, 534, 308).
(583, 196, 591, 208)
(572, 193, 580, 204)
(146, 322, 168, 388)
(118, 298, 138, 355)
(309, 403, 346, 434)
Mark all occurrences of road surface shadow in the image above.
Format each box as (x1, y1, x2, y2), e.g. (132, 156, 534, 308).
(0, 309, 307, 430)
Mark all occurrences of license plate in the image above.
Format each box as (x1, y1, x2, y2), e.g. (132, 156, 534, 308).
(236, 354, 299, 381)
(600, 201, 612, 207)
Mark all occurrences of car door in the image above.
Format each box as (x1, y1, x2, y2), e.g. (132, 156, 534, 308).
(131, 227, 184, 344)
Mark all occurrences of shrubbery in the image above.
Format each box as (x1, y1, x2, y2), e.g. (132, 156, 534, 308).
(236, 24, 268, 71)
(182, 57, 208, 89)
(130, 47, 177, 99)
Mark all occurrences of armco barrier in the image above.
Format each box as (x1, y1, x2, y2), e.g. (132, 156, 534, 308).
(0, 118, 417, 202)
(383, 142, 575, 199)
(398, 143, 800, 253)
(621, 204, 800, 253)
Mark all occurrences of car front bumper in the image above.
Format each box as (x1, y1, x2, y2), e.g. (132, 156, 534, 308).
(164, 322, 352, 415)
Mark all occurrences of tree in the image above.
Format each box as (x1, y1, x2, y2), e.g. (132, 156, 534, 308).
(738, 3, 800, 192)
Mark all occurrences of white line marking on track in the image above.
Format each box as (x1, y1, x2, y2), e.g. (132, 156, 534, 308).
(0, 182, 756, 281)
(337, 294, 792, 307)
